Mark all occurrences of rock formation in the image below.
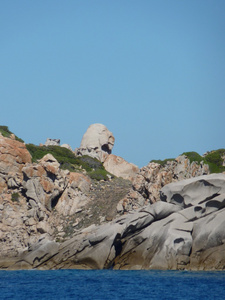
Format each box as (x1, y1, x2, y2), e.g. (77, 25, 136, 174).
(75, 124, 115, 162)
(2, 174, 225, 271)
(117, 155, 210, 213)
(0, 133, 130, 261)
(103, 154, 139, 182)
(0, 125, 225, 271)
(45, 138, 60, 146)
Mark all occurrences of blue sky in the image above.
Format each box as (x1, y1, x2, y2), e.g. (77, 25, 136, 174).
(1, 0, 224, 167)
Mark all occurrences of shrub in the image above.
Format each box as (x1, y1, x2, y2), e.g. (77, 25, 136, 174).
(79, 155, 103, 171)
(0, 125, 24, 143)
(182, 150, 225, 173)
(150, 158, 175, 167)
(26, 144, 79, 164)
(150, 149, 225, 174)
(204, 149, 225, 173)
(88, 169, 111, 181)
(11, 192, 20, 202)
(25, 144, 112, 181)
(181, 152, 203, 164)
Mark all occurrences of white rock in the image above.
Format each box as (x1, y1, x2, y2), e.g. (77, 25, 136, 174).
(75, 124, 115, 162)
(103, 154, 139, 182)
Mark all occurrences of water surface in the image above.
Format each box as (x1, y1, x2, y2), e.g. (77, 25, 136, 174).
(0, 269, 224, 299)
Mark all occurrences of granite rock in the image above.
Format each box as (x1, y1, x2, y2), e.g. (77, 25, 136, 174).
(75, 124, 115, 162)
(103, 154, 139, 182)
(5, 174, 225, 271)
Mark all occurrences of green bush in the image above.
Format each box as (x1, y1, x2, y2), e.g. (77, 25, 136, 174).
(26, 144, 79, 164)
(182, 150, 225, 173)
(0, 125, 24, 143)
(79, 155, 103, 172)
(150, 149, 225, 174)
(11, 192, 20, 202)
(87, 168, 111, 181)
(150, 158, 175, 167)
(204, 149, 225, 173)
(25, 144, 112, 180)
(181, 152, 203, 164)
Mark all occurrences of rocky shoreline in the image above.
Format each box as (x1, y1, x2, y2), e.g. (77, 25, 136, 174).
(0, 124, 225, 270)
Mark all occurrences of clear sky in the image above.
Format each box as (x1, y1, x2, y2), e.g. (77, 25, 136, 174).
(1, 0, 224, 167)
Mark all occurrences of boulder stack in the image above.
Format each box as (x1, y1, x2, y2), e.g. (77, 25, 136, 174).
(75, 124, 115, 163)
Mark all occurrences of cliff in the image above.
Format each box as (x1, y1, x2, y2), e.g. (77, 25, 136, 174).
(0, 125, 225, 270)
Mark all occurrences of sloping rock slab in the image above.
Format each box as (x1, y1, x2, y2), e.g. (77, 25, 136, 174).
(3, 174, 225, 270)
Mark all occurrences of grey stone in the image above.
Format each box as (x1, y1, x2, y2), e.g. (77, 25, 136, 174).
(75, 124, 115, 162)
(160, 174, 225, 208)
(44, 138, 60, 146)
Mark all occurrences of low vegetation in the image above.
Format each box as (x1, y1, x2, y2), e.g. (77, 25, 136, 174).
(26, 144, 112, 181)
(150, 149, 225, 174)
(11, 192, 20, 202)
(0, 126, 24, 143)
(150, 158, 175, 166)
(181, 152, 203, 164)
(182, 150, 225, 173)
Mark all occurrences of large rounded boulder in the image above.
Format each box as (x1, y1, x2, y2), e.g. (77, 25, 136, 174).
(75, 124, 115, 162)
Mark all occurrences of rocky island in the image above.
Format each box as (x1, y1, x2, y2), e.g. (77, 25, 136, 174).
(0, 124, 225, 270)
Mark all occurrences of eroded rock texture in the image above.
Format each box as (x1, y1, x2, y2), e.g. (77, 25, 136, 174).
(2, 174, 225, 271)
(1, 131, 225, 271)
(75, 124, 115, 162)
(117, 155, 210, 213)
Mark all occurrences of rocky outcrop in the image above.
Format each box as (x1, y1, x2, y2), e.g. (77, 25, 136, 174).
(22, 154, 69, 211)
(61, 144, 73, 151)
(117, 155, 210, 213)
(103, 154, 139, 182)
(55, 172, 91, 216)
(0, 135, 31, 192)
(3, 174, 225, 271)
(75, 124, 115, 162)
(44, 138, 60, 146)
(0, 134, 130, 261)
(1, 127, 225, 271)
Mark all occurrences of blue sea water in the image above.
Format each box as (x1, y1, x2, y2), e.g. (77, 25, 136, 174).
(0, 269, 225, 300)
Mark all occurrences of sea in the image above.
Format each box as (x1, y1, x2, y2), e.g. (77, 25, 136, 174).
(0, 269, 225, 300)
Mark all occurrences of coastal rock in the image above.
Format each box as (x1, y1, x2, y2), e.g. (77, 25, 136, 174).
(119, 155, 210, 213)
(0, 136, 31, 191)
(1, 126, 225, 271)
(160, 173, 225, 208)
(5, 174, 225, 271)
(134, 156, 210, 203)
(22, 154, 68, 211)
(75, 124, 115, 162)
(55, 172, 91, 216)
(103, 154, 139, 182)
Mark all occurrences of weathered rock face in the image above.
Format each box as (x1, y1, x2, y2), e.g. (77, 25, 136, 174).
(2, 174, 225, 271)
(75, 124, 115, 162)
(55, 172, 91, 216)
(22, 154, 68, 211)
(0, 136, 32, 257)
(44, 138, 60, 146)
(103, 154, 139, 182)
(118, 155, 210, 213)
(1, 129, 225, 271)
(0, 135, 31, 192)
(0, 134, 130, 261)
(160, 173, 225, 208)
